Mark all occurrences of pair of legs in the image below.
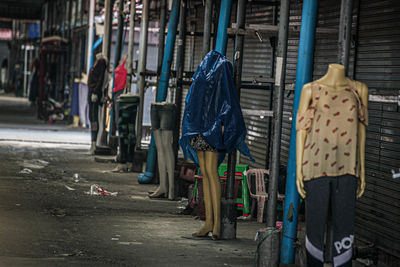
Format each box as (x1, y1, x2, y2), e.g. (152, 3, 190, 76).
(305, 175, 357, 267)
(88, 95, 99, 154)
(193, 150, 221, 239)
(150, 129, 175, 200)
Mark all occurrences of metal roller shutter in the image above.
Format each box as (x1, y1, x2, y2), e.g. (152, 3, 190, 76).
(354, 0, 400, 260)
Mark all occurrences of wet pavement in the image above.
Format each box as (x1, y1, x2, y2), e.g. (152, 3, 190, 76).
(0, 95, 264, 267)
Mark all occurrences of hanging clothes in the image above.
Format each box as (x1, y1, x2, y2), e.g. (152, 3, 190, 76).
(113, 58, 127, 93)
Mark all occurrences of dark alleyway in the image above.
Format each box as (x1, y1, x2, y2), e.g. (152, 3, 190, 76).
(0, 95, 262, 267)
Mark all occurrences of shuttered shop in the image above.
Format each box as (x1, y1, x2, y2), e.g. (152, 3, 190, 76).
(354, 0, 400, 260)
(239, 3, 276, 168)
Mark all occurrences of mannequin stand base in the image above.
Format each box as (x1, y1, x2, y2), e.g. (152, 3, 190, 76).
(94, 146, 113, 156)
(256, 227, 280, 267)
(131, 149, 147, 173)
(220, 199, 237, 240)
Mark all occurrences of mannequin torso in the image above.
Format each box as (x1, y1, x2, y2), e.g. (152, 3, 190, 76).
(296, 64, 368, 198)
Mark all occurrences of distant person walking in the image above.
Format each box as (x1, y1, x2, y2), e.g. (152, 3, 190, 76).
(28, 58, 40, 106)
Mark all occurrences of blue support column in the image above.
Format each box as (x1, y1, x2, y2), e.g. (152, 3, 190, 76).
(90, 37, 103, 70)
(138, 0, 181, 184)
(215, 0, 233, 55)
(280, 0, 319, 264)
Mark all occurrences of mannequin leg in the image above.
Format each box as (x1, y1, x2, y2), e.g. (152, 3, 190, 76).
(204, 151, 221, 239)
(192, 150, 213, 237)
(304, 177, 330, 267)
(161, 130, 175, 200)
(331, 175, 357, 267)
(150, 129, 168, 197)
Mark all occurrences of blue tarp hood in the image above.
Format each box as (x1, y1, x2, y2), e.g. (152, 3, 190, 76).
(179, 50, 254, 166)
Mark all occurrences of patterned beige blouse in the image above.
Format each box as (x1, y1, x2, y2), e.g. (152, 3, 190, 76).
(296, 79, 368, 181)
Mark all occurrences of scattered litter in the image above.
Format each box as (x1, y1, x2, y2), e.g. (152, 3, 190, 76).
(56, 250, 84, 257)
(85, 184, 118, 196)
(21, 159, 49, 169)
(50, 208, 67, 217)
(16, 204, 21, 206)
(65, 185, 76, 191)
(391, 169, 400, 179)
(19, 168, 33, 174)
(72, 173, 80, 182)
(118, 241, 143, 246)
(111, 237, 120, 241)
(177, 198, 189, 210)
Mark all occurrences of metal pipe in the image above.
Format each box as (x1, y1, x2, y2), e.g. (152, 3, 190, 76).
(267, 0, 290, 229)
(155, 0, 167, 99)
(157, 0, 167, 79)
(215, 0, 233, 55)
(281, 0, 319, 264)
(125, 0, 136, 93)
(173, 0, 187, 162)
(102, 0, 113, 60)
(265, 5, 278, 171)
(23, 46, 28, 97)
(108, 0, 125, 137)
(138, 0, 181, 184)
(338, 0, 353, 75)
(227, 0, 246, 201)
(220, 0, 244, 241)
(136, 0, 150, 147)
(86, 0, 95, 75)
(115, 0, 125, 66)
(202, 0, 213, 57)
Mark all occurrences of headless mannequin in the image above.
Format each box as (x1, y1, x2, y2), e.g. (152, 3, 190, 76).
(296, 64, 368, 266)
(296, 64, 367, 198)
(192, 126, 224, 240)
(149, 102, 176, 200)
(192, 150, 221, 240)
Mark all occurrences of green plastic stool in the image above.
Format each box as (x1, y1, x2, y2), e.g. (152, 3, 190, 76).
(218, 163, 250, 217)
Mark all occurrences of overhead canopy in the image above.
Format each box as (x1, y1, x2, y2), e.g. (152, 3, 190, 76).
(0, 0, 45, 20)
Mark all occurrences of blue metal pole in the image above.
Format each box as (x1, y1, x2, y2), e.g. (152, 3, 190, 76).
(90, 37, 103, 70)
(215, 0, 233, 55)
(138, 0, 181, 184)
(280, 0, 319, 264)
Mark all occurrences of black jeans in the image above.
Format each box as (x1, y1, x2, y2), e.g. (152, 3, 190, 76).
(305, 175, 357, 267)
(150, 102, 176, 130)
(88, 94, 99, 142)
(118, 95, 139, 163)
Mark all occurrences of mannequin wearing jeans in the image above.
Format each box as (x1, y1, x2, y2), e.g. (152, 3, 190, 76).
(296, 64, 368, 267)
(149, 102, 176, 200)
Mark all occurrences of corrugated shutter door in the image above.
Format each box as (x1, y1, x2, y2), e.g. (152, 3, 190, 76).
(237, 4, 276, 168)
(354, 0, 400, 258)
(240, 88, 271, 168)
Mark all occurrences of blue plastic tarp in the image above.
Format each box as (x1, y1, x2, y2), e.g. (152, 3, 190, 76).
(179, 50, 254, 166)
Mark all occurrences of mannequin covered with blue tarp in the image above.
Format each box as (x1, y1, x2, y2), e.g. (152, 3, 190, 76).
(179, 50, 253, 240)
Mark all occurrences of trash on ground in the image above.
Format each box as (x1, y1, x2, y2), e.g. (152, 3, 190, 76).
(391, 169, 400, 179)
(72, 173, 80, 182)
(85, 184, 118, 196)
(177, 197, 189, 210)
(111, 237, 120, 241)
(50, 208, 67, 217)
(19, 168, 33, 174)
(65, 185, 76, 191)
(21, 159, 49, 169)
(118, 241, 143, 246)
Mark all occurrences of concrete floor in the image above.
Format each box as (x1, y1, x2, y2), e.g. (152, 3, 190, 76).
(0, 95, 273, 267)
